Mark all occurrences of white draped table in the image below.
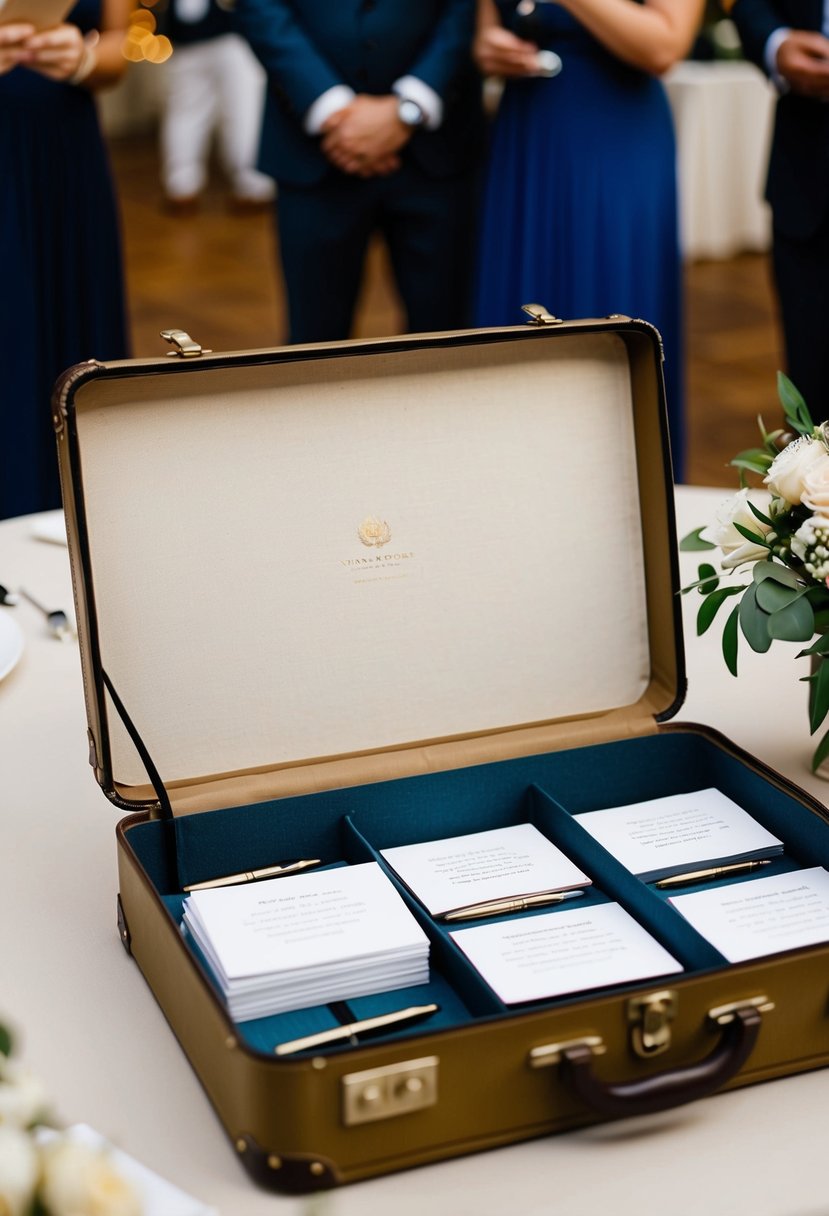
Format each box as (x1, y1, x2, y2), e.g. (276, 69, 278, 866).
(664, 61, 777, 260)
(0, 488, 826, 1216)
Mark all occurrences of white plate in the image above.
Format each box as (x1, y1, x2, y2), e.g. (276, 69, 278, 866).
(0, 611, 24, 681)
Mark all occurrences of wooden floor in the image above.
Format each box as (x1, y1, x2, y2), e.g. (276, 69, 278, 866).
(110, 133, 785, 488)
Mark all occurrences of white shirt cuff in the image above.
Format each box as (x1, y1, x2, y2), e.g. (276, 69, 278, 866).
(304, 85, 356, 135)
(764, 27, 792, 92)
(392, 75, 443, 130)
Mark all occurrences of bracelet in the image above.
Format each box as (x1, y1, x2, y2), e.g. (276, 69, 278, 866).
(68, 30, 99, 85)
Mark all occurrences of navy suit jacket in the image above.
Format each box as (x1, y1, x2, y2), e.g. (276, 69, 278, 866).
(732, 0, 829, 238)
(235, 0, 484, 187)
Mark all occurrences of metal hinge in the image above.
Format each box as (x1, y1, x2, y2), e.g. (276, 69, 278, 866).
(521, 303, 563, 326)
(160, 329, 212, 358)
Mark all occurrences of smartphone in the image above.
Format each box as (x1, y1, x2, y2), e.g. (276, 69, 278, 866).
(0, 0, 74, 30)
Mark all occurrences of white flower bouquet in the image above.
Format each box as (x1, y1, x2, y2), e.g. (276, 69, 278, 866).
(682, 373, 829, 772)
(0, 1022, 141, 1216)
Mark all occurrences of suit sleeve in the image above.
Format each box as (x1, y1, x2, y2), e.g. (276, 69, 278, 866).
(404, 0, 478, 97)
(730, 0, 787, 72)
(234, 0, 345, 114)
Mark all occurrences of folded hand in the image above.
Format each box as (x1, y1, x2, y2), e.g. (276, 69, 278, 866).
(321, 95, 408, 177)
(18, 22, 86, 81)
(0, 22, 35, 74)
(473, 24, 540, 77)
(777, 30, 829, 100)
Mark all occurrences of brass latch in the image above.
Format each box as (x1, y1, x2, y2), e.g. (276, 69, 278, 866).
(160, 329, 212, 358)
(341, 1056, 438, 1126)
(521, 303, 563, 326)
(528, 1035, 606, 1069)
(708, 996, 774, 1027)
(627, 989, 678, 1058)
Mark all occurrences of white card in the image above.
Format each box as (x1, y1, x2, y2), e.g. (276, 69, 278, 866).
(669, 866, 829, 963)
(450, 902, 682, 1004)
(380, 823, 590, 917)
(184, 862, 427, 981)
(574, 788, 782, 881)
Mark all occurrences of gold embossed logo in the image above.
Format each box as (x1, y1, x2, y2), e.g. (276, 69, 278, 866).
(357, 516, 391, 548)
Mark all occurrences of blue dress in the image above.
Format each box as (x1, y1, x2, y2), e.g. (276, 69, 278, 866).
(0, 0, 128, 519)
(474, 3, 685, 478)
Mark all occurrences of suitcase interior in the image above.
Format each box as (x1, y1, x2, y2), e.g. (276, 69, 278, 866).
(56, 320, 829, 1189)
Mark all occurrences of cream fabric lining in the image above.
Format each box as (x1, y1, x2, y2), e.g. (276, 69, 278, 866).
(74, 333, 651, 789)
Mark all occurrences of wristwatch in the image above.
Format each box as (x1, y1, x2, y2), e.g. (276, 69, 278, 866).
(397, 97, 425, 128)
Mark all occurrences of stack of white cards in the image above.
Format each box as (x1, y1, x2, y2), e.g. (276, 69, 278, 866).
(183, 862, 429, 1021)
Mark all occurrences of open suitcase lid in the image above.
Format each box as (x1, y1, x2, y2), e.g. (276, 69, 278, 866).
(54, 315, 685, 817)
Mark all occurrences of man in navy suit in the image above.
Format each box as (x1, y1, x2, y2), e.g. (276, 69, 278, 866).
(731, 0, 829, 419)
(236, 1, 484, 344)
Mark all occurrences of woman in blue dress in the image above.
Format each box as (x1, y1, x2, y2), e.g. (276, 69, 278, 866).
(0, 0, 130, 519)
(473, 0, 704, 480)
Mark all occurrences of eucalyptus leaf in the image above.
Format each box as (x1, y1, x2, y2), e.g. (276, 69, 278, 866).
(810, 655, 829, 733)
(0, 1024, 11, 1057)
(768, 595, 815, 641)
(778, 370, 814, 436)
(679, 527, 716, 552)
(752, 561, 799, 587)
(722, 600, 740, 676)
(755, 579, 801, 613)
(697, 562, 719, 595)
(739, 585, 773, 652)
(697, 586, 743, 636)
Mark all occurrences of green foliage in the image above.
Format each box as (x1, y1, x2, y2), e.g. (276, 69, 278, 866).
(778, 371, 815, 437)
(0, 1022, 11, 1057)
(697, 586, 743, 636)
(729, 448, 774, 476)
(697, 562, 719, 595)
(679, 527, 715, 551)
(722, 601, 740, 676)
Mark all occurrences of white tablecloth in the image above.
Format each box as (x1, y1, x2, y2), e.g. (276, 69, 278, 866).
(664, 61, 777, 260)
(1, 492, 827, 1216)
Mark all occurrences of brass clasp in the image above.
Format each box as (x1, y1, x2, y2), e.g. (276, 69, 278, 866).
(708, 996, 774, 1027)
(627, 989, 678, 1058)
(521, 303, 563, 326)
(160, 329, 212, 358)
(528, 1035, 606, 1069)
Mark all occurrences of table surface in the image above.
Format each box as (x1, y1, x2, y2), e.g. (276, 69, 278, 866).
(2, 486, 827, 1216)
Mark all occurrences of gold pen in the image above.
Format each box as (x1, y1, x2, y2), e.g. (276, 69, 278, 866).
(183, 858, 322, 892)
(274, 1004, 440, 1056)
(440, 888, 586, 923)
(654, 859, 772, 890)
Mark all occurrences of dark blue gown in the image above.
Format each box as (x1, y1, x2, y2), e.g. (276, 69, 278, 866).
(0, 0, 128, 519)
(474, 3, 685, 478)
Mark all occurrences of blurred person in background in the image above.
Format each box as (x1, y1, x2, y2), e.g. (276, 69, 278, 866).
(159, 0, 275, 213)
(235, 0, 485, 344)
(473, 0, 705, 482)
(731, 0, 829, 421)
(0, 0, 130, 520)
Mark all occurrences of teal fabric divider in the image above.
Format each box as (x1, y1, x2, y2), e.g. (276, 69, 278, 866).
(132, 729, 829, 1055)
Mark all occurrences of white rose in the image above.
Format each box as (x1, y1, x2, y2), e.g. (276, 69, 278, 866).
(0, 1124, 38, 1216)
(701, 487, 772, 569)
(802, 457, 829, 518)
(0, 1063, 49, 1129)
(39, 1137, 142, 1216)
(764, 436, 829, 505)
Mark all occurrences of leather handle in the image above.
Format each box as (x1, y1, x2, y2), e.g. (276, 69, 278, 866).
(559, 1004, 762, 1118)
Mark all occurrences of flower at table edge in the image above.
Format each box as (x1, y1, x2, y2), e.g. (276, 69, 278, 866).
(0, 1059, 50, 1130)
(701, 487, 773, 569)
(38, 1136, 142, 1216)
(0, 1124, 38, 1216)
(764, 434, 829, 505)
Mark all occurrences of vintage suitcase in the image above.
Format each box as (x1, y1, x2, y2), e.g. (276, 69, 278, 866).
(54, 313, 829, 1193)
